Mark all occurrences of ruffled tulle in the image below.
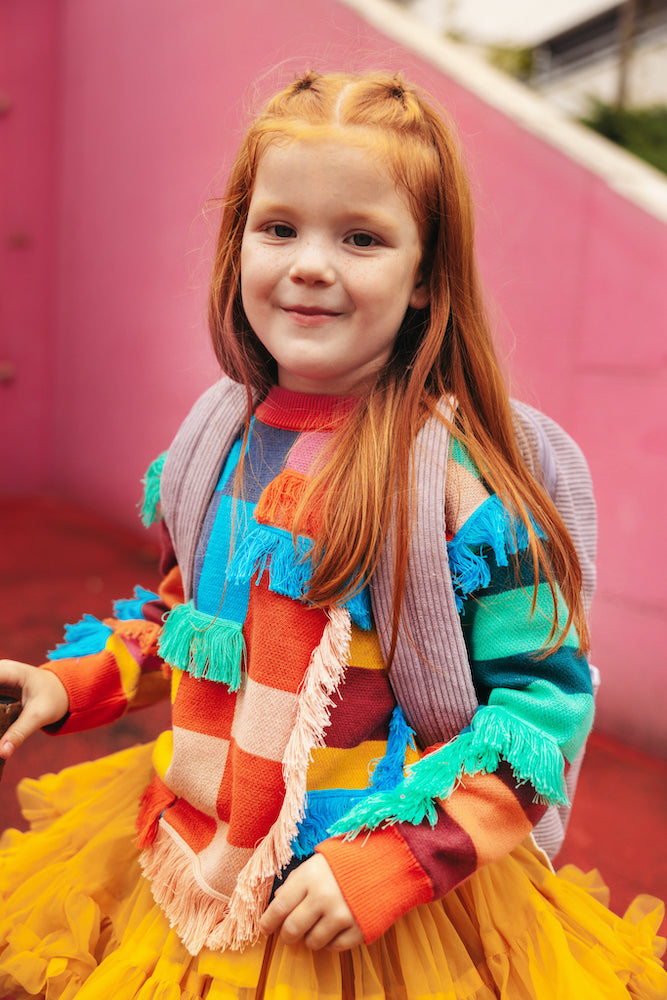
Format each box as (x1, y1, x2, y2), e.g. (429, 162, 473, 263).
(0, 744, 664, 999)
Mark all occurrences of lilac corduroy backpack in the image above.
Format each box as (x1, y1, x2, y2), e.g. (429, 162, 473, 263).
(158, 379, 598, 860)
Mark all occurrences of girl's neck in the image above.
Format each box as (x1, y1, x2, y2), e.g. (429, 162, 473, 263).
(256, 385, 359, 432)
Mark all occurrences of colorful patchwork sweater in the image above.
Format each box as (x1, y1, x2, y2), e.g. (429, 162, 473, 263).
(43, 387, 594, 955)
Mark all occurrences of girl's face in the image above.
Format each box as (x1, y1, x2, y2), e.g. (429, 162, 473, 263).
(240, 138, 429, 395)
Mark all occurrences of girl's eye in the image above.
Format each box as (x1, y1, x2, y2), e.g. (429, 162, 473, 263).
(348, 232, 376, 248)
(270, 224, 296, 239)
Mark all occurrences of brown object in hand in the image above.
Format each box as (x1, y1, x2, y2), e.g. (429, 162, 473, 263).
(0, 686, 21, 782)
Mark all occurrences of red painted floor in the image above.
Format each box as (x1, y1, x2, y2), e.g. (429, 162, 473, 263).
(1, 494, 665, 936)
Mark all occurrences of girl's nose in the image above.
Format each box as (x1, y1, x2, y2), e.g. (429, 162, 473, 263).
(288, 241, 335, 286)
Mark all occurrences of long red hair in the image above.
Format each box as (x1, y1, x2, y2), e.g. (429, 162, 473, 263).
(208, 70, 590, 660)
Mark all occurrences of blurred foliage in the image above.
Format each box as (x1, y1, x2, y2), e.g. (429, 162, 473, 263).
(580, 100, 667, 175)
(485, 45, 535, 82)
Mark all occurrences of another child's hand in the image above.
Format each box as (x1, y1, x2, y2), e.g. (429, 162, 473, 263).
(259, 853, 364, 952)
(0, 660, 69, 760)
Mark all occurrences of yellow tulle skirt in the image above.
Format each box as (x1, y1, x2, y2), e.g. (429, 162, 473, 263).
(0, 742, 664, 1000)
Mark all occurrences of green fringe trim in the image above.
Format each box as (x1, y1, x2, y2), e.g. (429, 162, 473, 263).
(140, 451, 168, 527)
(329, 706, 569, 839)
(157, 600, 246, 690)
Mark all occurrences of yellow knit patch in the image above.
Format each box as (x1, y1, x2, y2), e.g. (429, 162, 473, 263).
(348, 626, 386, 672)
(171, 667, 183, 703)
(307, 741, 387, 791)
(152, 729, 174, 781)
(106, 632, 141, 702)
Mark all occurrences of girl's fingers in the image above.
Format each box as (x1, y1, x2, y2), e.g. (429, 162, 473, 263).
(0, 661, 69, 758)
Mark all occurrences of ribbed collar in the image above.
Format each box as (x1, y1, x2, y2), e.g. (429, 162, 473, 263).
(255, 386, 358, 432)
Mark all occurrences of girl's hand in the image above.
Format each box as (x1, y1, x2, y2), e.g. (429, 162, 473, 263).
(0, 660, 69, 760)
(259, 853, 364, 952)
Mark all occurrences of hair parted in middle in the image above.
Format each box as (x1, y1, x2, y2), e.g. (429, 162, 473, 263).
(208, 69, 589, 664)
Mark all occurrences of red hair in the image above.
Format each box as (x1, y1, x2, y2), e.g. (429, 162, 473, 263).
(208, 70, 590, 660)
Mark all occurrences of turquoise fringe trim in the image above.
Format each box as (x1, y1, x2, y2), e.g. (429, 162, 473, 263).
(447, 495, 545, 612)
(227, 523, 371, 630)
(113, 586, 160, 620)
(47, 614, 113, 660)
(140, 451, 167, 527)
(329, 705, 568, 839)
(157, 600, 245, 690)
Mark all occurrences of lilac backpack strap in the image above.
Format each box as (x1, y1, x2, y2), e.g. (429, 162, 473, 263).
(371, 400, 597, 859)
(160, 378, 247, 600)
(370, 399, 478, 748)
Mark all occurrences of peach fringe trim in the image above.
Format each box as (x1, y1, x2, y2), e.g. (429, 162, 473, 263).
(139, 605, 352, 954)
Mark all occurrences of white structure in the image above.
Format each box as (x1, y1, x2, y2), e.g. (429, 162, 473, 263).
(407, 0, 667, 115)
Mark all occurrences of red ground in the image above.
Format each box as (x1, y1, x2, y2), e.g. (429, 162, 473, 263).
(1, 494, 665, 936)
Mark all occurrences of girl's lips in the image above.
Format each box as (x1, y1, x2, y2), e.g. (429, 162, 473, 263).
(282, 306, 342, 326)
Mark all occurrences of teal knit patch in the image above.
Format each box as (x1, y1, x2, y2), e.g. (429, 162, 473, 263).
(158, 600, 246, 690)
(140, 451, 167, 527)
(470, 583, 578, 661)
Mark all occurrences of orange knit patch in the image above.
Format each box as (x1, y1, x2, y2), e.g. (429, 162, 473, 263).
(163, 798, 217, 854)
(159, 565, 186, 609)
(254, 470, 323, 537)
(243, 573, 327, 692)
(317, 826, 433, 944)
(221, 742, 285, 849)
(104, 618, 162, 655)
(442, 771, 533, 864)
(172, 671, 236, 739)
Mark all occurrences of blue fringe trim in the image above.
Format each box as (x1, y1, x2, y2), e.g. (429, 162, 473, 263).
(47, 614, 113, 660)
(329, 705, 569, 840)
(290, 790, 369, 859)
(140, 451, 167, 527)
(290, 706, 414, 857)
(113, 586, 161, 620)
(227, 523, 371, 630)
(447, 495, 545, 612)
(369, 705, 415, 790)
(157, 600, 245, 690)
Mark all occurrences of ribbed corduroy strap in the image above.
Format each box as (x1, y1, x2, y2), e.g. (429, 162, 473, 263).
(369, 399, 478, 747)
(161, 379, 249, 602)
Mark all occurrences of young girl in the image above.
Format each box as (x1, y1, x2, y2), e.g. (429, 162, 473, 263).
(0, 70, 664, 999)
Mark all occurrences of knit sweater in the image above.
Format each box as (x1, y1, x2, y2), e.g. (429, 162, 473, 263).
(43, 387, 594, 954)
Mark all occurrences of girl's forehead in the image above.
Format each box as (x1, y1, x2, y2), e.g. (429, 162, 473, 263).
(256, 125, 391, 166)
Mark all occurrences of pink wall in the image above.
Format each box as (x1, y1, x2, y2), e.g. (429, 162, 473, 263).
(2, 0, 666, 755)
(0, 0, 60, 491)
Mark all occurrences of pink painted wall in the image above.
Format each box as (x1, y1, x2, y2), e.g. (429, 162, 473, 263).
(2, 0, 666, 755)
(0, 0, 60, 491)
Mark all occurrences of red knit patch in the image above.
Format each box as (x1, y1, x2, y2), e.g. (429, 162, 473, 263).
(136, 775, 177, 848)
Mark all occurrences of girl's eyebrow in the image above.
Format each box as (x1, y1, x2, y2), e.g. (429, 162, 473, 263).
(249, 198, 401, 232)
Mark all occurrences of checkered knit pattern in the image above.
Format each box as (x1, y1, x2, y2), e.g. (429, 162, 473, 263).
(43, 387, 594, 954)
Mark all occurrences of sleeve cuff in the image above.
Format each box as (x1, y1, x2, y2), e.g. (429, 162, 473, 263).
(316, 825, 433, 943)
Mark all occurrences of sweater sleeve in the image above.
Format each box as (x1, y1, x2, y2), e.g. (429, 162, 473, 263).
(42, 520, 179, 734)
(317, 456, 594, 943)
